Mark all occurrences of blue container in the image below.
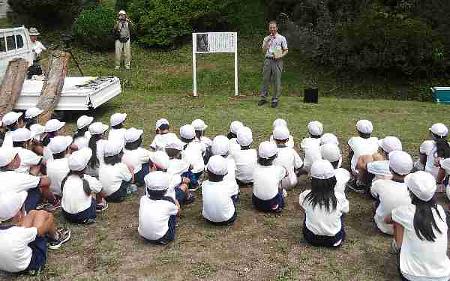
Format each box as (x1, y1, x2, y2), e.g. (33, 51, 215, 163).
(431, 87, 450, 104)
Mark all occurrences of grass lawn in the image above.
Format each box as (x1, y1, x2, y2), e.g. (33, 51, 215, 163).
(2, 39, 450, 281)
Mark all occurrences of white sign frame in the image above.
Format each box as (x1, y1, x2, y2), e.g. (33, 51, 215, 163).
(192, 32, 238, 97)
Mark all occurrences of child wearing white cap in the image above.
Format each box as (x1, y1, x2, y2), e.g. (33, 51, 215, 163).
(24, 107, 44, 129)
(269, 118, 295, 148)
(138, 171, 179, 244)
(61, 148, 106, 224)
(150, 118, 178, 151)
(424, 123, 450, 179)
(370, 151, 413, 235)
(412, 140, 434, 172)
(228, 121, 244, 155)
(73, 115, 94, 149)
(29, 124, 45, 156)
(99, 140, 133, 202)
(300, 121, 324, 172)
(122, 127, 153, 186)
(202, 155, 237, 225)
(272, 126, 303, 190)
(11, 128, 42, 175)
(191, 119, 213, 162)
(108, 113, 127, 144)
(437, 158, 450, 201)
(0, 204, 70, 274)
(2, 111, 24, 148)
(85, 122, 109, 178)
(233, 126, 257, 187)
(46, 136, 73, 196)
(385, 171, 450, 281)
(320, 143, 349, 197)
(252, 141, 287, 212)
(299, 159, 349, 247)
(210, 135, 239, 198)
(0, 147, 56, 212)
(42, 119, 66, 162)
(180, 124, 205, 188)
(320, 133, 339, 146)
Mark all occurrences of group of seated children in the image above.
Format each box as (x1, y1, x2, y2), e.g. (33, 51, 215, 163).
(0, 108, 449, 280)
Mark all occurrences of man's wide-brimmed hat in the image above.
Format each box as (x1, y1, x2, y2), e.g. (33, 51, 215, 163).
(29, 27, 40, 36)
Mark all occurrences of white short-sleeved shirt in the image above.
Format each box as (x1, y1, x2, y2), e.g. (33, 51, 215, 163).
(232, 148, 257, 183)
(263, 33, 288, 58)
(348, 136, 379, 172)
(334, 168, 350, 197)
(99, 163, 132, 196)
(138, 196, 178, 241)
(123, 147, 152, 174)
(224, 156, 239, 195)
(0, 226, 37, 273)
(150, 133, 178, 151)
(299, 190, 349, 236)
(202, 180, 236, 223)
(32, 41, 46, 60)
(274, 146, 303, 189)
(144, 171, 181, 201)
(393, 204, 450, 281)
(1, 131, 13, 148)
(167, 158, 190, 176)
(182, 142, 204, 173)
(61, 175, 102, 214)
(300, 137, 322, 171)
(47, 158, 70, 196)
(425, 143, 440, 179)
(229, 138, 241, 155)
(14, 147, 42, 174)
(252, 164, 286, 200)
(0, 171, 40, 193)
(73, 132, 91, 150)
(370, 179, 411, 235)
(108, 128, 126, 144)
(269, 135, 295, 149)
(194, 136, 211, 155)
(43, 146, 53, 162)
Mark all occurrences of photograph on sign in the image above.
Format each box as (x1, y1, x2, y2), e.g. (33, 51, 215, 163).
(196, 34, 209, 52)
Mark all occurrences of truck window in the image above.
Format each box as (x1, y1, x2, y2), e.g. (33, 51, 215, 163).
(6, 35, 15, 51)
(15, 35, 23, 49)
(0, 37, 5, 52)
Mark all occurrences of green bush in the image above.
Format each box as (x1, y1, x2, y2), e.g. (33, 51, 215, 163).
(72, 6, 116, 51)
(127, 0, 239, 48)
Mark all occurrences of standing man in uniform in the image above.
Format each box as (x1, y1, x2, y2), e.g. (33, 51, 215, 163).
(258, 21, 288, 108)
(113, 10, 132, 70)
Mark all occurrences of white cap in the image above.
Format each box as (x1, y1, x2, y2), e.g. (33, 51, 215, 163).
(0, 147, 17, 167)
(273, 126, 290, 141)
(180, 124, 195, 140)
(388, 151, 413, 175)
(308, 121, 323, 136)
(89, 122, 108, 135)
(25, 107, 43, 119)
(356, 120, 373, 134)
(320, 144, 341, 163)
(212, 135, 230, 156)
(110, 113, 127, 127)
(124, 128, 143, 143)
(48, 136, 73, 154)
(2, 111, 23, 126)
(237, 126, 253, 146)
(367, 160, 391, 177)
(0, 191, 27, 222)
(258, 141, 277, 159)
(378, 136, 402, 153)
(192, 119, 208, 131)
(77, 115, 94, 129)
(150, 151, 170, 170)
(440, 158, 450, 173)
(429, 123, 448, 138)
(405, 171, 436, 201)
(273, 118, 287, 128)
(12, 128, 32, 142)
(155, 118, 169, 129)
(310, 159, 335, 179)
(144, 171, 170, 191)
(230, 121, 244, 134)
(166, 138, 185, 151)
(420, 140, 435, 155)
(320, 133, 339, 145)
(104, 140, 124, 157)
(44, 119, 65, 133)
(69, 148, 92, 171)
(30, 124, 45, 140)
(207, 155, 228, 176)
(118, 10, 126, 15)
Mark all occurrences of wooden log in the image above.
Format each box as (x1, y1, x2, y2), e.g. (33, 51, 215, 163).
(36, 51, 71, 122)
(0, 58, 29, 117)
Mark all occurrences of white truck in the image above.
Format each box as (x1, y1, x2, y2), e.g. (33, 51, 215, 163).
(0, 26, 121, 111)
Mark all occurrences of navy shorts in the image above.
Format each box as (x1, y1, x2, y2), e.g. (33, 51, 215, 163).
(135, 163, 150, 186)
(302, 218, 345, 248)
(145, 215, 177, 245)
(27, 235, 47, 271)
(105, 181, 129, 203)
(175, 186, 186, 203)
(62, 199, 96, 224)
(205, 211, 237, 226)
(24, 187, 41, 212)
(252, 190, 284, 213)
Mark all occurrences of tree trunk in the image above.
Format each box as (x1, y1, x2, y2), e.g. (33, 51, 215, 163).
(0, 58, 29, 117)
(36, 51, 71, 122)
